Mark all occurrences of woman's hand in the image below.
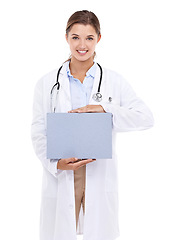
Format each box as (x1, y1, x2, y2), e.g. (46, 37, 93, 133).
(57, 158, 96, 171)
(68, 105, 105, 113)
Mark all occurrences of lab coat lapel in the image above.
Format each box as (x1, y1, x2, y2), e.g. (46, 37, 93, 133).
(58, 62, 72, 112)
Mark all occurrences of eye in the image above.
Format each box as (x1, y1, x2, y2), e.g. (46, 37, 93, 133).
(87, 37, 93, 41)
(72, 36, 79, 40)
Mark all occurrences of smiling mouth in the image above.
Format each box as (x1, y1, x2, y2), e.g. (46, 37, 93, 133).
(77, 50, 88, 55)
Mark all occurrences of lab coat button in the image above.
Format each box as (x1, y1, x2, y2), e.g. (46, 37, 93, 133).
(109, 97, 112, 102)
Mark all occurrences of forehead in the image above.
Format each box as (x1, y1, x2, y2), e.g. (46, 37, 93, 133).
(69, 24, 97, 36)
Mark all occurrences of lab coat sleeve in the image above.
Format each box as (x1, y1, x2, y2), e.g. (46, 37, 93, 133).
(101, 75, 154, 132)
(31, 78, 62, 178)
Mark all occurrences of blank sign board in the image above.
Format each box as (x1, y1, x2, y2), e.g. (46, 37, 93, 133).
(47, 113, 112, 159)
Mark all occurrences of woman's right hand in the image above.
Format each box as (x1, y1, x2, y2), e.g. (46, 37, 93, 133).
(57, 158, 96, 171)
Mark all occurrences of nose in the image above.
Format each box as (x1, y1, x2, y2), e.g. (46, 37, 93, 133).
(78, 39, 86, 49)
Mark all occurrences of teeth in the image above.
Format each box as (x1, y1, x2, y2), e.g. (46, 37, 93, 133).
(78, 50, 87, 53)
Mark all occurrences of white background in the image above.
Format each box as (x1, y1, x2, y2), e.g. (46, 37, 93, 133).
(0, 0, 179, 240)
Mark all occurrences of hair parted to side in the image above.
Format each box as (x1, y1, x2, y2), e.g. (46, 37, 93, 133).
(66, 10, 101, 37)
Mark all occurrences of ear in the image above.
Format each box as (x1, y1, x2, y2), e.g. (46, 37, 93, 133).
(97, 34, 101, 43)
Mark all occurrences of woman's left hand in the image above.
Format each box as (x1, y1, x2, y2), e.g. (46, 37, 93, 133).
(68, 105, 105, 113)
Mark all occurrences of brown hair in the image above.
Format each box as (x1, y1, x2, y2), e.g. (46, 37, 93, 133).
(66, 10, 101, 37)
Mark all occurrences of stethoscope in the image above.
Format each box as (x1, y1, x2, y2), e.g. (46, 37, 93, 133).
(51, 63, 111, 112)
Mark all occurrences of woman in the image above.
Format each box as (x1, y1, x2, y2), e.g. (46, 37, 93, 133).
(31, 10, 154, 240)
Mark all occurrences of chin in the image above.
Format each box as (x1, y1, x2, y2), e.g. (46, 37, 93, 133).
(73, 55, 94, 63)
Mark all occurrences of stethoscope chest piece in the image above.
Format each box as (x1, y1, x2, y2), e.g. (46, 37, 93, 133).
(92, 92, 102, 102)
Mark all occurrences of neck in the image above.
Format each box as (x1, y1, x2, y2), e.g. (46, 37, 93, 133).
(69, 57, 94, 75)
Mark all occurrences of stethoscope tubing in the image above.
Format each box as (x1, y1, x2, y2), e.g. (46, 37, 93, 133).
(96, 63, 103, 93)
(50, 65, 63, 95)
(51, 63, 103, 112)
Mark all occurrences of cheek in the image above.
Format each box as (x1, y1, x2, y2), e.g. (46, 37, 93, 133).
(88, 42, 97, 51)
(68, 41, 77, 50)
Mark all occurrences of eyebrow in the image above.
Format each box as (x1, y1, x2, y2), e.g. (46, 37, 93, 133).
(87, 35, 95, 37)
(71, 34, 95, 37)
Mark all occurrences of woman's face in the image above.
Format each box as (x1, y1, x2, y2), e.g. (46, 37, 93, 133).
(66, 24, 101, 63)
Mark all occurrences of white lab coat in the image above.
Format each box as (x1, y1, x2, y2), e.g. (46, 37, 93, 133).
(31, 62, 154, 240)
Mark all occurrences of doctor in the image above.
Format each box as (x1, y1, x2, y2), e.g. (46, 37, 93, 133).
(31, 10, 154, 240)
